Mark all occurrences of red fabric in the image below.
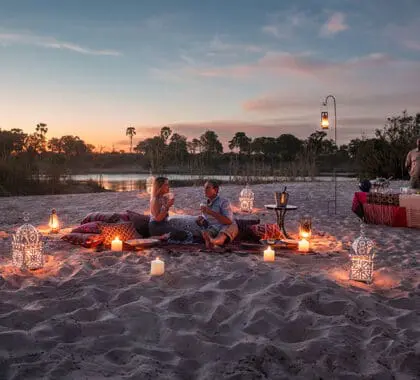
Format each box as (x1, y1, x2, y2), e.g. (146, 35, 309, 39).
(72, 221, 102, 234)
(363, 204, 407, 227)
(352, 192, 367, 219)
(249, 224, 282, 240)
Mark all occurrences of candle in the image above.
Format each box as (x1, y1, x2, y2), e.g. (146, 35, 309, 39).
(298, 239, 310, 253)
(111, 237, 123, 251)
(263, 246, 275, 262)
(150, 257, 165, 276)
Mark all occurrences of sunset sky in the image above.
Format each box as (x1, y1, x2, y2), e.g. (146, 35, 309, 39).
(1, 0, 420, 150)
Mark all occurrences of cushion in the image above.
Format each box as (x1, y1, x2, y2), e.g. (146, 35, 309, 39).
(100, 222, 140, 246)
(234, 218, 260, 241)
(249, 223, 282, 240)
(61, 233, 104, 248)
(81, 212, 121, 225)
(118, 212, 130, 221)
(167, 215, 202, 237)
(72, 221, 102, 234)
(126, 210, 150, 237)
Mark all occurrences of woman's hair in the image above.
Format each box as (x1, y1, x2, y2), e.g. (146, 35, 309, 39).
(152, 176, 168, 197)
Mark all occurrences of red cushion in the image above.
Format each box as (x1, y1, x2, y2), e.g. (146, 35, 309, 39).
(99, 222, 140, 246)
(61, 233, 104, 248)
(249, 223, 282, 240)
(72, 221, 102, 234)
(81, 212, 121, 225)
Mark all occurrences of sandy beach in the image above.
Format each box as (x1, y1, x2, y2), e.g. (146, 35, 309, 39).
(0, 181, 419, 379)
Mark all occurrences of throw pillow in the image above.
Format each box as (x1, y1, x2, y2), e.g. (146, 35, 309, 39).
(249, 223, 282, 240)
(61, 233, 104, 248)
(81, 212, 121, 225)
(71, 221, 102, 234)
(234, 218, 260, 241)
(100, 222, 140, 246)
(167, 215, 202, 237)
(126, 210, 150, 237)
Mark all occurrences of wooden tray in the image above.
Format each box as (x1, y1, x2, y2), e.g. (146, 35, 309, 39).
(125, 238, 160, 249)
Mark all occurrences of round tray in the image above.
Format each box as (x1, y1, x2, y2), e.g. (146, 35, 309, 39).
(125, 238, 160, 249)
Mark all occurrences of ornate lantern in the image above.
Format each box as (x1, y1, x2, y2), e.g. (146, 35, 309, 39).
(321, 111, 329, 129)
(12, 214, 44, 270)
(48, 209, 60, 233)
(275, 186, 289, 207)
(299, 217, 312, 239)
(239, 185, 254, 213)
(146, 170, 155, 195)
(350, 223, 375, 283)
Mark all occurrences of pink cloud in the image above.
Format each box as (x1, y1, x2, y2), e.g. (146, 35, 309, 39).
(320, 12, 348, 36)
(403, 40, 420, 51)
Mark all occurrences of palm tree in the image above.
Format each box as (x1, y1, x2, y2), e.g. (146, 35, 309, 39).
(126, 127, 136, 153)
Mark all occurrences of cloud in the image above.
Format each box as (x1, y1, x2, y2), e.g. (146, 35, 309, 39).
(0, 32, 121, 56)
(403, 40, 420, 51)
(320, 12, 348, 37)
(262, 11, 311, 39)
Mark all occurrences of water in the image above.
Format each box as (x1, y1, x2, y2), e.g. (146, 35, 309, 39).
(71, 173, 356, 192)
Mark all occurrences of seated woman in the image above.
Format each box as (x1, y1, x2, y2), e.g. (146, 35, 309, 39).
(149, 177, 188, 241)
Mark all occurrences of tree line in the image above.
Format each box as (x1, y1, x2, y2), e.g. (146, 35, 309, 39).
(0, 111, 419, 195)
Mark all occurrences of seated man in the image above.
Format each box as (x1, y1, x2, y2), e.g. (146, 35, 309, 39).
(197, 180, 238, 248)
(405, 137, 420, 189)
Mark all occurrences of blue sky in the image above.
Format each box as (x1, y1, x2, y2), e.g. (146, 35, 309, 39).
(1, 0, 420, 149)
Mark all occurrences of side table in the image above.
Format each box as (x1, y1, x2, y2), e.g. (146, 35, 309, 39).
(264, 204, 298, 239)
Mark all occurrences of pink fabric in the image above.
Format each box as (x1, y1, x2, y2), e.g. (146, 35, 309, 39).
(72, 221, 102, 234)
(363, 204, 407, 227)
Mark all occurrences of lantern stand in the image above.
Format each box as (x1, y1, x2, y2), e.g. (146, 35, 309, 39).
(321, 94, 338, 215)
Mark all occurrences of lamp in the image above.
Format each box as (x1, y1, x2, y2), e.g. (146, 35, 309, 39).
(321, 111, 329, 129)
(275, 186, 289, 207)
(299, 217, 312, 239)
(239, 185, 254, 213)
(350, 223, 375, 283)
(12, 214, 44, 270)
(48, 209, 60, 233)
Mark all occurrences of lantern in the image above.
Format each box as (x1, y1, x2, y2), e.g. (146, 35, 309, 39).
(12, 215, 44, 270)
(321, 111, 329, 129)
(48, 209, 60, 233)
(275, 186, 289, 207)
(146, 170, 155, 195)
(299, 217, 312, 239)
(350, 223, 375, 283)
(239, 185, 254, 213)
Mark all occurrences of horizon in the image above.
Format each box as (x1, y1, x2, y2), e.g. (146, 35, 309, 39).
(1, 0, 420, 150)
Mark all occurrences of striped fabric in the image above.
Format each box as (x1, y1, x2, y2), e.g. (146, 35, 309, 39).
(399, 195, 420, 228)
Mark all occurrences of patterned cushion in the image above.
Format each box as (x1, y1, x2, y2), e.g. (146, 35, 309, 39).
(167, 215, 202, 237)
(61, 233, 104, 248)
(81, 212, 121, 225)
(234, 218, 260, 241)
(72, 221, 102, 234)
(249, 223, 282, 240)
(367, 193, 399, 206)
(126, 210, 150, 237)
(100, 222, 140, 246)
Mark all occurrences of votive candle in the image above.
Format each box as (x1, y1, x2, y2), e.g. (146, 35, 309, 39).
(264, 246, 275, 262)
(298, 239, 310, 253)
(150, 257, 165, 276)
(111, 237, 123, 251)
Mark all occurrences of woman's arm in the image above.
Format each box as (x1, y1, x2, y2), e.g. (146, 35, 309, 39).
(150, 198, 169, 222)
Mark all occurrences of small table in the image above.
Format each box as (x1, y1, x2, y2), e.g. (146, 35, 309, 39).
(264, 204, 298, 239)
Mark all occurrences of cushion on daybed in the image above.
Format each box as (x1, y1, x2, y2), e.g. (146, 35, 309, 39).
(81, 212, 121, 225)
(99, 222, 140, 246)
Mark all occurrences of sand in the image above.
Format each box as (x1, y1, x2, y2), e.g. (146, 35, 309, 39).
(0, 181, 419, 379)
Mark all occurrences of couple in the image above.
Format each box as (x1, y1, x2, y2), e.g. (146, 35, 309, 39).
(149, 177, 238, 248)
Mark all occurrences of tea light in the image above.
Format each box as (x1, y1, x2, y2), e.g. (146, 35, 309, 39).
(111, 237, 123, 251)
(150, 257, 165, 276)
(298, 239, 310, 253)
(263, 246, 275, 262)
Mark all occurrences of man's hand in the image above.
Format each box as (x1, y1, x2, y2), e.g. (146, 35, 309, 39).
(196, 215, 206, 227)
(200, 205, 212, 215)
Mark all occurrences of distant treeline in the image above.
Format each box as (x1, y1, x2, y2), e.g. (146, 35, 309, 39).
(0, 111, 419, 196)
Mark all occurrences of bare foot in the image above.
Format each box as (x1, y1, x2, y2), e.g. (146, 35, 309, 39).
(201, 231, 214, 249)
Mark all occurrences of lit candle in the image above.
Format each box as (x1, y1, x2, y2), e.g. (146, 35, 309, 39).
(150, 257, 165, 276)
(298, 239, 310, 253)
(111, 237, 123, 251)
(263, 246, 275, 262)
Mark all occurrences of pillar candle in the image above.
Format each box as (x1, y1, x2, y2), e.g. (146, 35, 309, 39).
(263, 246, 275, 262)
(111, 237, 123, 251)
(150, 257, 165, 276)
(298, 239, 310, 253)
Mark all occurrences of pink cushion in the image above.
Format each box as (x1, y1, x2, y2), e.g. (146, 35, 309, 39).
(249, 223, 282, 240)
(81, 212, 121, 225)
(72, 221, 102, 234)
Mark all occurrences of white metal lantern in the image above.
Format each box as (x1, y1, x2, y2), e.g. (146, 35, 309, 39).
(146, 170, 155, 195)
(239, 185, 254, 212)
(350, 223, 375, 283)
(12, 216, 44, 270)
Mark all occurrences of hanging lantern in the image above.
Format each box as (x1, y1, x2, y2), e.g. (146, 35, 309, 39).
(12, 214, 44, 270)
(239, 185, 254, 213)
(48, 209, 60, 233)
(299, 217, 312, 239)
(321, 111, 329, 129)
(275, 186, 289, 207)
(350, 223, 375, 283)
(146, 170, 155, 195)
